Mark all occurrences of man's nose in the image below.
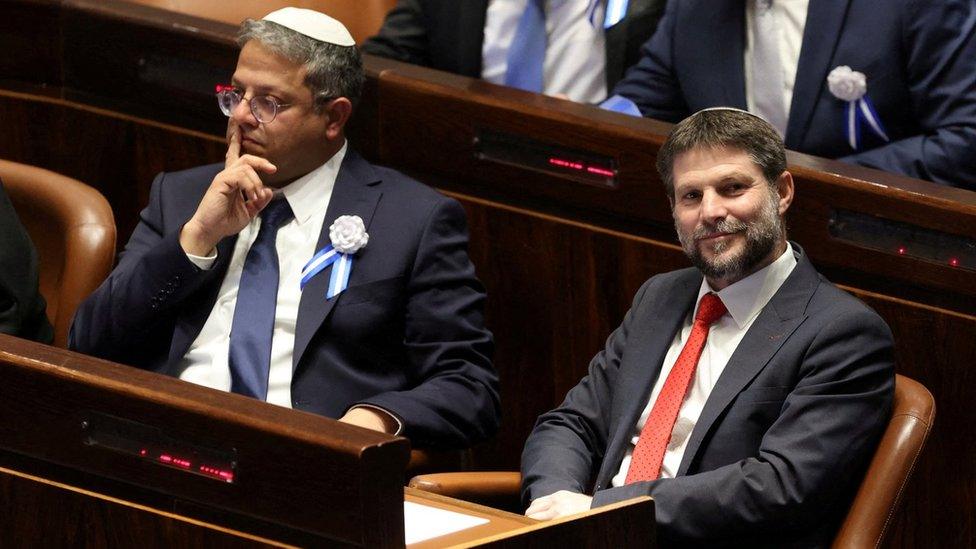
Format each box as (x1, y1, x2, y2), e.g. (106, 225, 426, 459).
(700, 190, 728, 223)
(231, 97, 257, 125)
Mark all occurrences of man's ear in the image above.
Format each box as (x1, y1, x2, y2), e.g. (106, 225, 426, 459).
(323, 97, 353, 140)
(776, 170, 794, 216)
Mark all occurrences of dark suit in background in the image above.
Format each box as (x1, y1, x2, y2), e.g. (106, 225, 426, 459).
(70, 149, 500, 449)
(611, 0, 976, 188)
(522, 246, 894, 547)
(362, 0, 666, 93)
(0, 180, 53, 343)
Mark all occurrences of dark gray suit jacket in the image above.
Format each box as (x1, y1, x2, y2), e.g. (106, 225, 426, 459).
(70, 148, 500, 449)
(521, 245, 894, 547)
(361, 0, 666, 93)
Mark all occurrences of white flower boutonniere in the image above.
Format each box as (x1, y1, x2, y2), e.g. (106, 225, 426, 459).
(300, 215, 370, 299)
(826, 65, 889, 150)
(329, 215, 369, 254)
(827, 66, 867, 102)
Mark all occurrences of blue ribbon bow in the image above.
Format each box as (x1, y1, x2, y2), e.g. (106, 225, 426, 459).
(300, 245, 354, 299)
(844, 96, 890, 151)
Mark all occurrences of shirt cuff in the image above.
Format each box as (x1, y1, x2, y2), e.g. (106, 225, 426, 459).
(186, 249, 218, 270)
(349, 404, 403, 436)
(599, 94, 643, 117)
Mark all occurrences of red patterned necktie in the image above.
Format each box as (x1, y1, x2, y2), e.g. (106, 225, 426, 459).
(625, 292, 728, 483)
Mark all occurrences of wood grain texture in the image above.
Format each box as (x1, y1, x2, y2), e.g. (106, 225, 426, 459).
(1, 3, 974, 547)
(0, 335, 410, 547)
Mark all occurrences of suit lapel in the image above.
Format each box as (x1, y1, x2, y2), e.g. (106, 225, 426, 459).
(676, 249, 819, 476)
(785, 0, 852, 148)
(293, 149, 382, 371)
(596, 271, 701, 487)
(459, 1, 489, 75)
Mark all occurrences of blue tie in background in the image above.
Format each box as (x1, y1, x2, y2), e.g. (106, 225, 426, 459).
(505, 0, 547, 92)
(228, 198, 294, 400)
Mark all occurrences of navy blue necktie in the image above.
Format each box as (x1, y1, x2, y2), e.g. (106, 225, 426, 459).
(228, 198, 294, 400)
(505, 0, 547, 92)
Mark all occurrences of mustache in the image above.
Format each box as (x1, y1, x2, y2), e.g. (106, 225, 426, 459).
(693, 217, 749, 240)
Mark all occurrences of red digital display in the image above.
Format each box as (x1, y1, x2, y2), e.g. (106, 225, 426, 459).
(548, 157, 615, 178)
(141, 447, 234, 483)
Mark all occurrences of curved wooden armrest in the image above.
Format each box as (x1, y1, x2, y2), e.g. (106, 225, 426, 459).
(409, 472, 523, 512)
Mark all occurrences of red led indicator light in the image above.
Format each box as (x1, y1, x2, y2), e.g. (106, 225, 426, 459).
(586, 166, 614, 177)
(159, 454, 173, 463)
(219, 471, 235, 482)
(139, 448, 148, 456)
(949, 258, 960, 267)
(897, 246, 907, 255)
(549, 157, 584, 170)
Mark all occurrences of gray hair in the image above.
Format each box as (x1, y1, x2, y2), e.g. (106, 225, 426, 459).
(655, 108, 787, 199)
(238, 19, 365, 109)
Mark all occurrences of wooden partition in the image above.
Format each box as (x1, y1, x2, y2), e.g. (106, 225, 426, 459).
(0, 334, 411, 546)
(2, 1, 975, 546)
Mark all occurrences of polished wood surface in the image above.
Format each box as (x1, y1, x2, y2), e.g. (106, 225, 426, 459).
(1, 2, 974, 547)
(0, 334, 410, 547)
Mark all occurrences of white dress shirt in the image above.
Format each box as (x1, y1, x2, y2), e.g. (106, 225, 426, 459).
(482, 0, 608, 103)
(612, 243, 797, 486)
(744, 0, 810, 118)
(176, 144, 346, 408)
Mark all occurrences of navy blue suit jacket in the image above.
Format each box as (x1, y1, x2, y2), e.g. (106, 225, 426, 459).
(521, 246, 894, 547)
(361, 0, 666, 93)
(70, 149, 500, 449)
(611, 0, 976, 189)
(0, 180, 52, 343)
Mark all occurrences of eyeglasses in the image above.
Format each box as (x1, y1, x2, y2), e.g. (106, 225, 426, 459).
(216, 84, 295, 124)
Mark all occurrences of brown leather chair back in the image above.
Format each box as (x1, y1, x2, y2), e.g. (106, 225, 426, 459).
(833, 374, 935, 548)
(129, 0, 398, 43)
(0, 160, 115, 348)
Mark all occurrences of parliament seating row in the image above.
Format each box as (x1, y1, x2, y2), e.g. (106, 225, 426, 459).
(1, 1, 974, 547)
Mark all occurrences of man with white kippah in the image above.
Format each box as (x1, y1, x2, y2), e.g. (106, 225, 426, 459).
(71, 8, 500, 449)
(520, 108, 894, 547)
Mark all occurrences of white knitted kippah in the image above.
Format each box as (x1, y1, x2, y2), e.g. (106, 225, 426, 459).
(262, 7, 355, 46)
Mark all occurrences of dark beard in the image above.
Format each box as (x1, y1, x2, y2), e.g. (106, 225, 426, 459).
(677, 192, 783, 283)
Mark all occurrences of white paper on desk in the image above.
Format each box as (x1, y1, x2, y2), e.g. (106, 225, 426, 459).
(404, 501, 490, 545)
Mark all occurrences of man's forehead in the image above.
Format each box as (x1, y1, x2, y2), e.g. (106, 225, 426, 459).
(232, 41, 309, 92)
(672, 146, 762, 181)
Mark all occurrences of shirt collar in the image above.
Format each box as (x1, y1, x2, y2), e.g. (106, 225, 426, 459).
(696, 242, 798, 329)
(277, 141, 347, 225)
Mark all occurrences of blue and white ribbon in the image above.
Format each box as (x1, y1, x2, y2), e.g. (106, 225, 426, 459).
(827, 66, 889, 151)
(588, 0, 629, 28)
(300, 245, 353, 299)
(844, 96, 890, 151)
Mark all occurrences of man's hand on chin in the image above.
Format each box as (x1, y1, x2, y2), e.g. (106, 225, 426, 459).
(338, 407, 399, 434)
(525, 491, 593, 521)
